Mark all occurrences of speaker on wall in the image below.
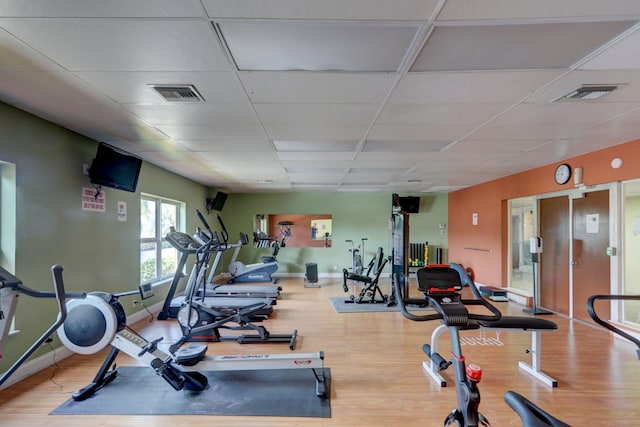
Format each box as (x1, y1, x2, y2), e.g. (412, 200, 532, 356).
(206, 191, 228, 213)
(399, 196, 420, 214)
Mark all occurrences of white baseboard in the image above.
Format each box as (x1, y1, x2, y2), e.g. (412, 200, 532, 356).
(275, 272, 342, 278)
(0, 345, 74, 390)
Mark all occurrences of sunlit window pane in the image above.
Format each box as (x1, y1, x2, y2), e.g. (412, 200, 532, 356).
(140, 241, 157, 282)
(140, 199, 156, 239)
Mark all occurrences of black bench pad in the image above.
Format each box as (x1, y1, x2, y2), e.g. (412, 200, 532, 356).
(477, 316, 557, 331)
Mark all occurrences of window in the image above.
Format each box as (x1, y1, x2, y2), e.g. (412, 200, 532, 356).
(140, 195, 182, 284)
(1, 161, 17, 334)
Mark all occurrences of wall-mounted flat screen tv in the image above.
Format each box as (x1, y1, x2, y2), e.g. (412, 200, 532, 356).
(89, 142, 142, 193)
(399, 196, 420, 213)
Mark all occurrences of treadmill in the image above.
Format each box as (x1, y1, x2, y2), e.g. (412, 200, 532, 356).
(157, 222, 278, 321)
(195, 209, 281, 297)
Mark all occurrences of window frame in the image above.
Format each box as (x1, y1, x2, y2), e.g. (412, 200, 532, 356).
(140, 194, 184, 285)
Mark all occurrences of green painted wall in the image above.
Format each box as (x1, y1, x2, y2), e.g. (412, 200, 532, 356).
(0, 102, 208, 374)
(0, 100, 448, 380)
(213, 191, 449, 275)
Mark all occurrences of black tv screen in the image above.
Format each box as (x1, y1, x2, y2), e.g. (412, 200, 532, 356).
(89, 143, 142, 193)
(399, 196, 420, 213)
(211, 191, 227, 211)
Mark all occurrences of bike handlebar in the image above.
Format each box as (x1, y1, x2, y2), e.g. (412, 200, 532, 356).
(504, 391, 571, 427)
(393, 269, 502, 325)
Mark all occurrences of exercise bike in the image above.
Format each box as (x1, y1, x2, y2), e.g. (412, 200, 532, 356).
(393, 264, 569, 426)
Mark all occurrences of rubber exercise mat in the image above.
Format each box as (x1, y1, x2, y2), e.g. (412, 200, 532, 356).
(50, 367, 331, 417)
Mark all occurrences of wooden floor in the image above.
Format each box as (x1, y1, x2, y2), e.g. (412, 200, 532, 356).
(1, 276, 639, 426)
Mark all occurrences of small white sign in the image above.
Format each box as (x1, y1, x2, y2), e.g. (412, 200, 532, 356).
(117, 201, 127, 222)
(586, 213, 599, 234)
(82, 187, 105, 212)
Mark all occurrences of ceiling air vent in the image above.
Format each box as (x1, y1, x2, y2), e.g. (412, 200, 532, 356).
(151, 84, 204, 103)
(554, 84, 618, 101)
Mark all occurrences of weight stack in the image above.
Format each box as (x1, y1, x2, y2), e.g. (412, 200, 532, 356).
(305, 263, 319, 288)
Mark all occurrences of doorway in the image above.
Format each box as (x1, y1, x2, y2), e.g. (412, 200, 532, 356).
(571, 190, 611, 322)
(538, 189, 611, 322)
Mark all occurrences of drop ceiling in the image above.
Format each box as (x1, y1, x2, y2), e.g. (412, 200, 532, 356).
(1, 0, 640, 193)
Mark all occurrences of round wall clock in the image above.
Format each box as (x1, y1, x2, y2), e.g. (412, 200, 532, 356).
(554, 163, 572, 185)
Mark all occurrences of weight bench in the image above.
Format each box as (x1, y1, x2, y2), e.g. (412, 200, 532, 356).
(423, 316, 558, 388)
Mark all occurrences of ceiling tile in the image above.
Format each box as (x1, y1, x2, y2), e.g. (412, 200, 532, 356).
(580, 28, 640, 70)
(125, 103, 258, 125)
(0, 18, 231, 71)
(156, 124, 267, 141)
(448, 138, 550, 152)
(277, 151, 356, 162)
(239, 72, 396, 104)
(411, 21, 637, 72)
(264, 123, 368, 141)
(351, 151, 432, 168)
(204, 0, 440, 20)
(178, 139, 273, 152)
(368, 123, 479, 141)
(0, 29, 67, 72)
(437, 0, 640, 21)
(391, 71, 564, 104)
(217, 20, 419, 72)
(287, 172, 344, 183)
(255, 103, 379, 125)
(362, 140, 450, 152)
(273, 141, 359, 152)
(0, 0, 206, 18)
(286, 166, 346, 174)
(377, 103, 509, 126)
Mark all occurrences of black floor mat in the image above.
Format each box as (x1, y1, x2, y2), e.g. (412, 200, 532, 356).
(51, 367, 331, 418)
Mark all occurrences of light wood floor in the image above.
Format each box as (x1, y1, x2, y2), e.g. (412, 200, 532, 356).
(1, 276, 639, 426)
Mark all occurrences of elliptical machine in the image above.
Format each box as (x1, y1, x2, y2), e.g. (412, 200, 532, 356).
(226, 218, 290, 285)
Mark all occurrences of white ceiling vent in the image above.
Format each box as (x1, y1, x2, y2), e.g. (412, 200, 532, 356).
(554, 84, 618, 101)
(151, 84, 205, 103)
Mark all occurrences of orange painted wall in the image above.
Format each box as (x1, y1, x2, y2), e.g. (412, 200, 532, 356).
(448, 137, 640, 287)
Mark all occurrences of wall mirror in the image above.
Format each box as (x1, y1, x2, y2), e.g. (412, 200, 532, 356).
(254, 214, 332, 247)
